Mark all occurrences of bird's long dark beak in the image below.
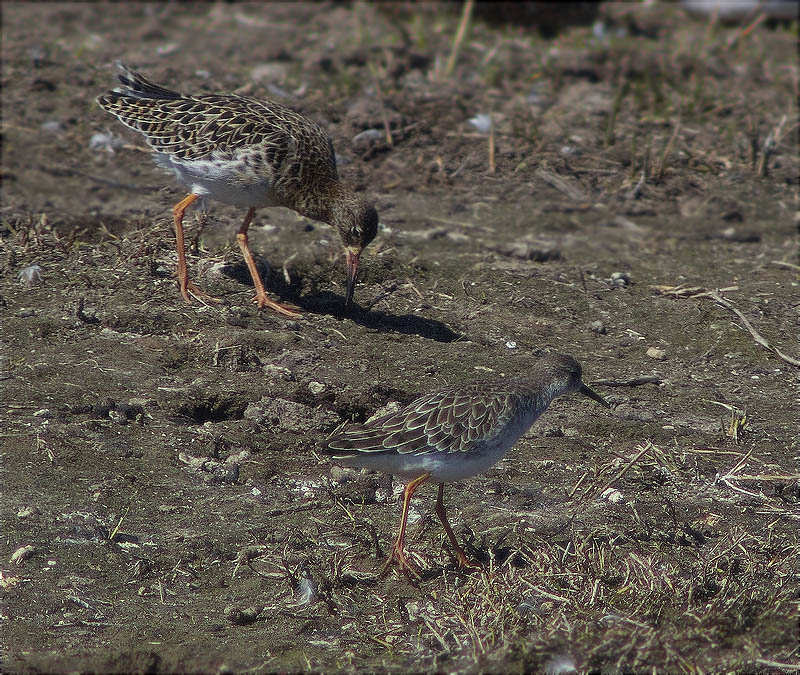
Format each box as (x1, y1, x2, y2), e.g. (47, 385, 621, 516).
(580, 382, 610, 407)
(344, 247, 360, 308)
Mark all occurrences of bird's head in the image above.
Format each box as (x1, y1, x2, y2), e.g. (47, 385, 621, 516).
(540, 353, 609, 407)
(333, 196, 378, 308)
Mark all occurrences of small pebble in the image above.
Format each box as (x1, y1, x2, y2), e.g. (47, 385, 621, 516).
(226, 449, 251, 465)
(40, 120, 63, 134)
(308, 381, 325, 395)
(108, 409, 127, 425)
(590, 320, 606, 335)
(224, 605, 260, 625)
(89, 131, 123, 153)
(601, 487, 624, 503)
(295, 572, 318, 605)
(211, 464, 239, 485)
(544, 655, 578, 675)
(330, 466, 358, 484)
(155, 43, 179, 56)
(609, 271, 631, 288)
(17, 265, 42, 286)
(468, 113, 492, 133)
(10, 545, 36, 565)
(366, 401, 401, 424)
(250, 62, 288, 84)
(352, 128, 383, 147)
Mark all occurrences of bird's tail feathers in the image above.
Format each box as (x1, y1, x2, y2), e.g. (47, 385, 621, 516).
(111, 62, 183, 101)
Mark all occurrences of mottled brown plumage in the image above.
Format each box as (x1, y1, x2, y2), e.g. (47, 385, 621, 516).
(97, 63, 378, 313)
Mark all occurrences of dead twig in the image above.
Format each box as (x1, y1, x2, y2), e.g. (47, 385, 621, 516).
(568, 471, 590, 499)
(593, 376, 663, 387)
(772, 261, 800, 272)
(707, 290, 800, 367)
(652, 283, 800, 365)
(651, 284, 739, 299)
(722, 474, 800, 481)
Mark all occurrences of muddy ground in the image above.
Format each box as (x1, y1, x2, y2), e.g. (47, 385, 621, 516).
(1, 2, 798, 673)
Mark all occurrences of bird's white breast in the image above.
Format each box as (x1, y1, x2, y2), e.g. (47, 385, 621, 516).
(154, 153, 277, 208)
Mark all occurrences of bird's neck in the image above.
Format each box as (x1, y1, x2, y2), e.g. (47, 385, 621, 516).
(293, 179, 347, 226)
(518, 379, 568, 418)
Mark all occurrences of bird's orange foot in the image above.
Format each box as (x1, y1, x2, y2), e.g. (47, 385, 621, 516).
(380, 544, 423, 581)
(253, 292, 302, 317)
(180, 280, 222, 304)
(451, 548, 484, 572)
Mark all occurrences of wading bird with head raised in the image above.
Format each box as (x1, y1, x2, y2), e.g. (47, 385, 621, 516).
(321, 353, 609, 579)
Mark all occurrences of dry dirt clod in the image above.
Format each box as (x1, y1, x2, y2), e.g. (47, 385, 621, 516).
(10, 545, 36, 565)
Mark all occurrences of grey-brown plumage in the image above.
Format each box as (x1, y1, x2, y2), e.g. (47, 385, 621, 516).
(328, 382, 529, 458)
(321, 353, 609, 578)
(97, 63, 378, 313)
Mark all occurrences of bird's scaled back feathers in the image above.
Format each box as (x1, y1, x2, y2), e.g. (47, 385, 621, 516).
(95, 63, 338, 179)
(321, 353, 591, 461)
(324, 382, 529, 457)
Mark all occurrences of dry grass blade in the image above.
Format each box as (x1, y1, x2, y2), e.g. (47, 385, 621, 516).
(368, 63, 394, 147)
(535, 167, 587, 202)
(726, 11, 768, 49)
(444, 0, 474, 79)
(585, 441, 655, 500)
(755, 114, 790, 177)
(488, 116, 496, 174)
(655, 114, 681, 182)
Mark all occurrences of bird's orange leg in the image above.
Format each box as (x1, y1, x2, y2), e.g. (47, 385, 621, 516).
(381, 472, 431, 580)
(172, 194, 221, 304)
(435, 483, 483, 571)
(236, 208, 301, 317)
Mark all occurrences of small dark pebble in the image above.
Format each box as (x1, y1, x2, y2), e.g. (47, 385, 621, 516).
(713, 227, 761, 243)
(224, 605, 260, 625)
(115, 402, 144, 419)
(609, 272, 631, 288)
(91, 398, 115, 417)
(211, 464, 240, 485)
(590, 320, 607, 334)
